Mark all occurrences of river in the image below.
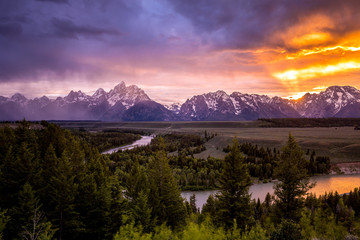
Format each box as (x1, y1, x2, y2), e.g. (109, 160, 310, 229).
(181, 174, 360, 211)
(101, 137, 360, 211)
(101, 135, 154, 154)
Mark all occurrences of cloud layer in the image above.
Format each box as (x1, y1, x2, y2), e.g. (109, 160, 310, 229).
(1, 0, 360, 103)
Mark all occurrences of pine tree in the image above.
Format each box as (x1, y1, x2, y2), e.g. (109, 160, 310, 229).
(49, 150, 81, 240)
(125, 161, 152, 231)
(202, 195, 217, 219)
(107, 169, 128, 238)
(216, 138, 252, 230)
(8, 183, 38, 239)
(147, 138, 186, 229)
(190, 193, 197, 214)
(77, 151, 112, 240)
(39, 144, 58, 212)
(273, 134, 313, 222)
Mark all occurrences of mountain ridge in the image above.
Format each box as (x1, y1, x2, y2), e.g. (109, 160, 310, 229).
(0, 83, 359, 121)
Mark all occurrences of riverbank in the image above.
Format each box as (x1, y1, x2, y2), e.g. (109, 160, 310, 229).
(101, 135, 154, 154)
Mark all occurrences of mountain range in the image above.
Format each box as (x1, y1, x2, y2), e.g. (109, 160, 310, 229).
(1, 82, 360, 121)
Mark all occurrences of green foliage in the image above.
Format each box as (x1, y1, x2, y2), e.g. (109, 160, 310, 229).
(0, 209, 9, 240)
(314, 205, 347, 240)
(73, 131, 141, 153)
(152, 224, 173, 240)
(273, 134, 313, 222)
(147, 138, 186, 229)
(181, 221, 225, 240)
(270, 219, 303, 240)
(113, 218, 152, 240)
(216, 138, 252, 230)
(20, 204, 56, 240)
(2, 121, 360, 240)
(299, 208, 315, 239)
(241, 224, 268, 240)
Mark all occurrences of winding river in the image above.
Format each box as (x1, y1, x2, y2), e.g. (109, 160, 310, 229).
(101, 135, 154, 154)
(101, 137, 360, 211)
(182, 174, 360, 211)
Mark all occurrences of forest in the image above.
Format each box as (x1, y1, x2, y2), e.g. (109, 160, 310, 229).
(0, 121, 360, 239)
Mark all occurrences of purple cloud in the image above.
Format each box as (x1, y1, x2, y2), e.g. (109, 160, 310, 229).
(51, 18, 121, 39)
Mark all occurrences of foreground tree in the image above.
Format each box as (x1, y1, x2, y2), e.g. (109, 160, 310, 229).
(216, 138, 252, 230)
(273, 134, 313, 222)
(147, 138, 186, 229)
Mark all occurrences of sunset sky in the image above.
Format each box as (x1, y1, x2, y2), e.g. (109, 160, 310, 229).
(1, 0, 360, 104)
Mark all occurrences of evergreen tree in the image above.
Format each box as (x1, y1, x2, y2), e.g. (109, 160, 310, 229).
(190, 194, 197, 214)
(273, 134, 313, 222)
(8, 183, 39, 239)
(77, 156, 111, 240)
(125, 161, 152, 231)
(216, 138, 252, 230)
(147, 138, 186, 229)
(107, 169, 128, 238)
(270, 219, 303, 240)
(131, 190, 152, 232)
(202, 195, 217, 219)
(39, 144, 58, 212)
(49, 151, 81, 240)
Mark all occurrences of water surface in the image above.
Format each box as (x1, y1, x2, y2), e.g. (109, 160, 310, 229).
(182, 174, 360, 211)
(101, 135, 154, 154)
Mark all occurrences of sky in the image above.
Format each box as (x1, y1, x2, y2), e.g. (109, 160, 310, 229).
(1, 0, 360, 104)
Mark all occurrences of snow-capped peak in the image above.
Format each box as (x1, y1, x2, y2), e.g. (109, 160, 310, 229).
(93, 88, 106, 98)
(64, 90, 88, 102)
(165, 103, 181, 114)
(113, 81, 126, 93)
(107, 82, 151, 108)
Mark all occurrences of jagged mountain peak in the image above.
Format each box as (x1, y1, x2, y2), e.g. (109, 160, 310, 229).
(106, 82, 151, 108)
(113, 81, 126, 93)
(40, 95, 49, 101)
(293, 85, 360, 117)
(11, 93, 27, 102)
(93, 88, 106, 97)
(0, 84, 360, 121)
(64, 90, 88, 102)
(325, 85, 358, 93)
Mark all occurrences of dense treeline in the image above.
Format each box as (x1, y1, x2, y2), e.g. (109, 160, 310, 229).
(72, 130, 141, 152)
(0, 121, 186, 239)
(116, 135, 360, 239)
(224, 142, 330, 180)
(1, 121, 360, 239)
(107, 133, 219, 190)
(259, 118, 360, 128)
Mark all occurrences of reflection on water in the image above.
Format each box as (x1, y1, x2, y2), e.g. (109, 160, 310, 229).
(101, 135, 154, 154)
(182, 174, 360, 211)
(309, 174, 360, 196)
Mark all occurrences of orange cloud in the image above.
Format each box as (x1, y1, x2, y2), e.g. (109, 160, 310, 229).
(273, 61, 360, 82)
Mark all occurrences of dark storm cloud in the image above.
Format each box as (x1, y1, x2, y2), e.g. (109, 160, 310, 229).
(51, 18, 121, 39)
(0, 23, 22, 36)
(1, 0, 360, 90)
(169, 0, 360, 50)
(0, 0, 139, 82)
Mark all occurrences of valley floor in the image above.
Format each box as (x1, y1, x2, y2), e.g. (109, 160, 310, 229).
(55, 121, 360, 164)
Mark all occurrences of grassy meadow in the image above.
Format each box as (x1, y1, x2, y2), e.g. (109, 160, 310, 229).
(51, 121, 360, 163)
